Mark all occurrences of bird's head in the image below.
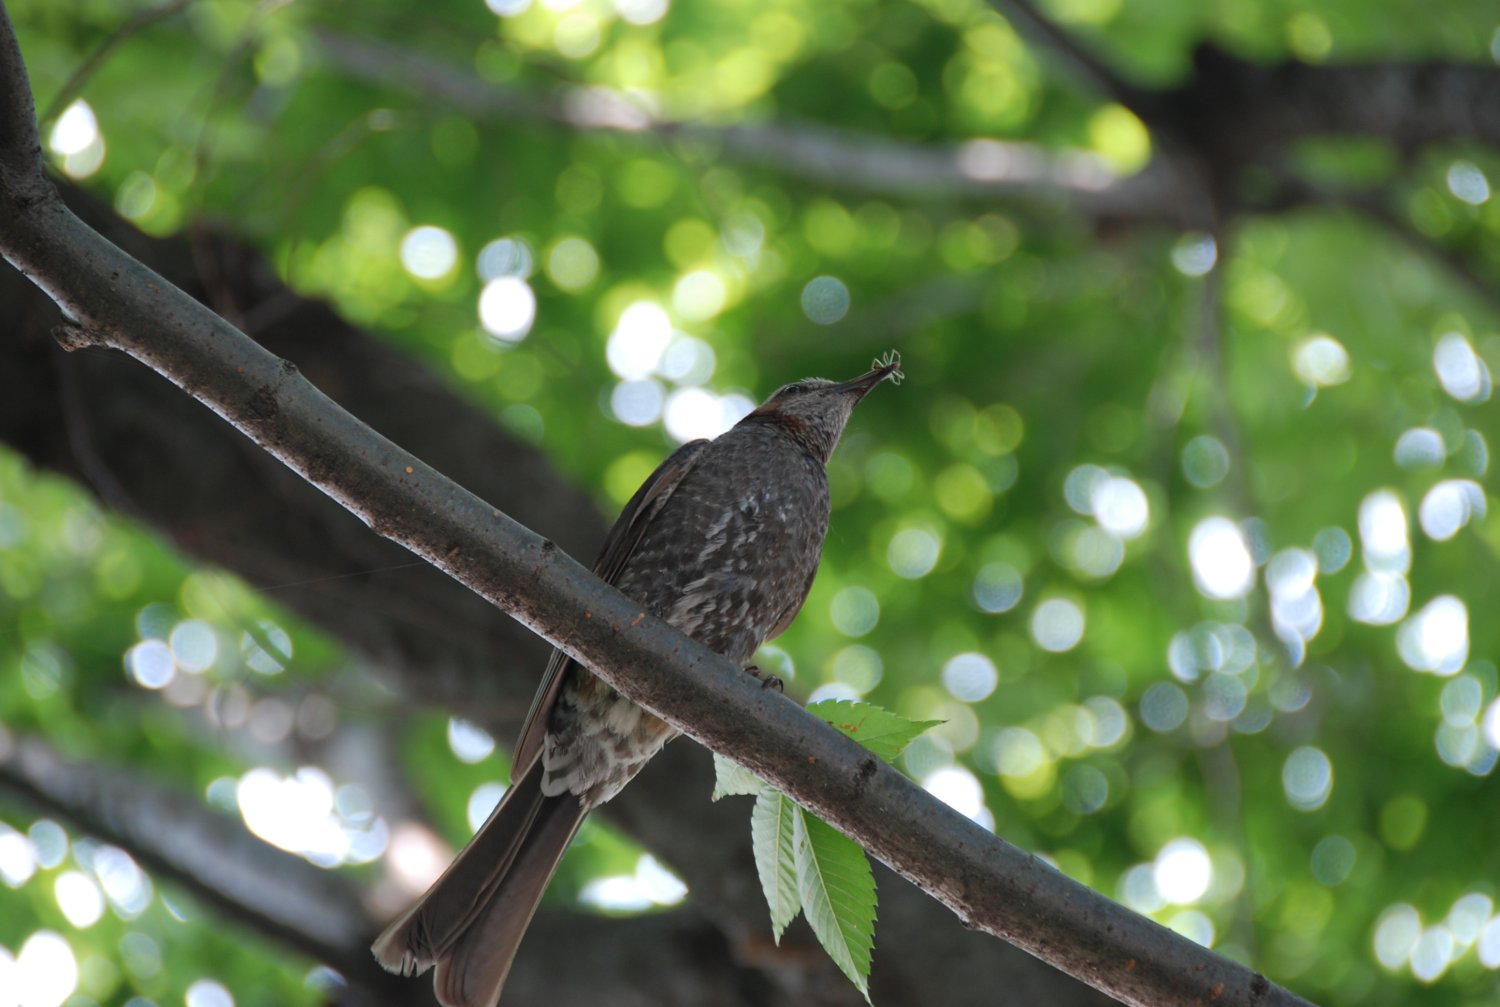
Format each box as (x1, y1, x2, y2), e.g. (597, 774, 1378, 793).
(741, 352, 903, 462)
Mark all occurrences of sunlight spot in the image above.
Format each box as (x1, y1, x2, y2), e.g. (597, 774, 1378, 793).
(237, 767, 351, 867)
(828, 645, 883, 694)
(1283, 746, 1332, 811)
(54, 872, 103, 929)
(607, 302, 673, 379)
(1091, 475, 1149, 539)
(1374, 903, 1421, 969)
(485, 0, 532, 15)
(658, 336, 716, 385)
(1411, 926, 1456, 983)
(399, 226, 458, 280)
(1434, 332, 1491, 403)
(1167, 908, 1216, 947)
(1292, 333, 1350, 388)
(478, 277, 536, 343)
(447, 719, 496, 764)
(615, 0, 669, 25)
(663, 387, 734, 442)
(887, 527, 941, 579)
(466, 783, 507, 832)
(48, 101, 97, 156)
(546, 236, 599, 291)
(829, 587, 880, 637)
(635, 854, 687, 904)
(1419, 480, 1485, 540)
(94, 846, 151, 918)
(1188, 517, 1254, 600)
(1359, 490, 1410, 573)
(1348, 571, 1410, 626)
(169, 621, 218, 674)
(0, 825, 36, 887)
(1446, 161, 1491, 205)
(185, 978, 234, 1007)
(971, 562, 1023, 613)
(1170, 233, 1217, 276)
(1181, 435, 1230, 489)
(1154, 838, 1211, 903)
(476, 237, 533, 281)
(1141, 681, 1188, 732)
(1394, 428, 1445, 468)
(922, 766, 992, 827)
(1312, 526, 1352, 573)
(126, 639, 175, 690)
(800, 276, 850, 325)
(672, 270, 727, 321)
(386, 822, 448, 895)
(942, 652, 998, 703)
(1031, 598, 1084, 652)
(13, 931, 77, 1007)
(610, 379, 665, 427)
(1397, 595, 1468, 676)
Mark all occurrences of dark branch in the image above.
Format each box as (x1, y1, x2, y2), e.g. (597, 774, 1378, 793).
(0, 11, 1314, 1006)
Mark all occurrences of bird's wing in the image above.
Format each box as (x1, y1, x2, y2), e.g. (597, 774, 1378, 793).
(511, 438, 712, 777)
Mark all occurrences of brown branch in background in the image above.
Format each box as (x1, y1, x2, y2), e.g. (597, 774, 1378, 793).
(0, 7, 1315, 1004)
(0, 731, 773, 1007)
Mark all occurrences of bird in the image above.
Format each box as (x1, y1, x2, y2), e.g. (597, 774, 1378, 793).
(372, 352, 903, 1007)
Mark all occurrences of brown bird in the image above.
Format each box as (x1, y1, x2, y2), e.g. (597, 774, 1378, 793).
(373, 354, 902, 1006)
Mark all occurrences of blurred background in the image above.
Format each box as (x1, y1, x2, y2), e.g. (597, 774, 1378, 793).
(2, 0, 1499, 1004)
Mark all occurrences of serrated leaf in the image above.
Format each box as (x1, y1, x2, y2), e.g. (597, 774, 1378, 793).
(794, 810, 877, 1002)
(712, 752, 769, 800)
(751, 791, 802, 942)
(806, 699, 942, 762)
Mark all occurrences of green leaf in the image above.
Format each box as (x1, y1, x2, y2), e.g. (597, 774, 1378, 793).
(751, 791, 802, 943)
(806, 699, 941, 762)
(794, 811, 877, 1003)
(711, 752, 769, 800)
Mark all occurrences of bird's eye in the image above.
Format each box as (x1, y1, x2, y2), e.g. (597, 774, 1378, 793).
(778, 382, 806, 397)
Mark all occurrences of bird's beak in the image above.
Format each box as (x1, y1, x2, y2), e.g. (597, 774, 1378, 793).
(832, 357, 901, 402)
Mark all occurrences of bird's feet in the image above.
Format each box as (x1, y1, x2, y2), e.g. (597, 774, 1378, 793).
(744, 664, 783, 692)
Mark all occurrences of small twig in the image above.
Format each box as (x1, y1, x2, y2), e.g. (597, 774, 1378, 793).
(988, 0, 1161, 122)
(38, 0, 197, 125)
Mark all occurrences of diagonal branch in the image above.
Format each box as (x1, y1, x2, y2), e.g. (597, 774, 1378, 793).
(0, 7, 1313, 1006)
(988, 0, 1160, 121)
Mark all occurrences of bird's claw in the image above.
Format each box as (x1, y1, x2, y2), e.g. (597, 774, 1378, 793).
(744, 665, 784, 692)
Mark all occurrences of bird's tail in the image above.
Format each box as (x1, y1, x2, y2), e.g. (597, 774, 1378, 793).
(372, 756, 587, 1007)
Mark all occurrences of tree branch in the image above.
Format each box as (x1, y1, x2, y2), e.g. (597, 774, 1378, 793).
(0, 8, 1313, 1006)
(0, 732, 778, 1007)
(311, 29, 1194, 225)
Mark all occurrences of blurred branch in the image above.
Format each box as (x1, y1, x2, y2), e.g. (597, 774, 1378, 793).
(0, 732, 774, 1007)
(37, 0, 196, 125)
(0, 10, 1314, 1006)
(987, 0, 1160, 122)
(0, 731, 407, 1004)
(311, 29, 1198, 226)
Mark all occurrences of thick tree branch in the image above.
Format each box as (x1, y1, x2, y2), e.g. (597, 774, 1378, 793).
(0, 12, 1313, 1007)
